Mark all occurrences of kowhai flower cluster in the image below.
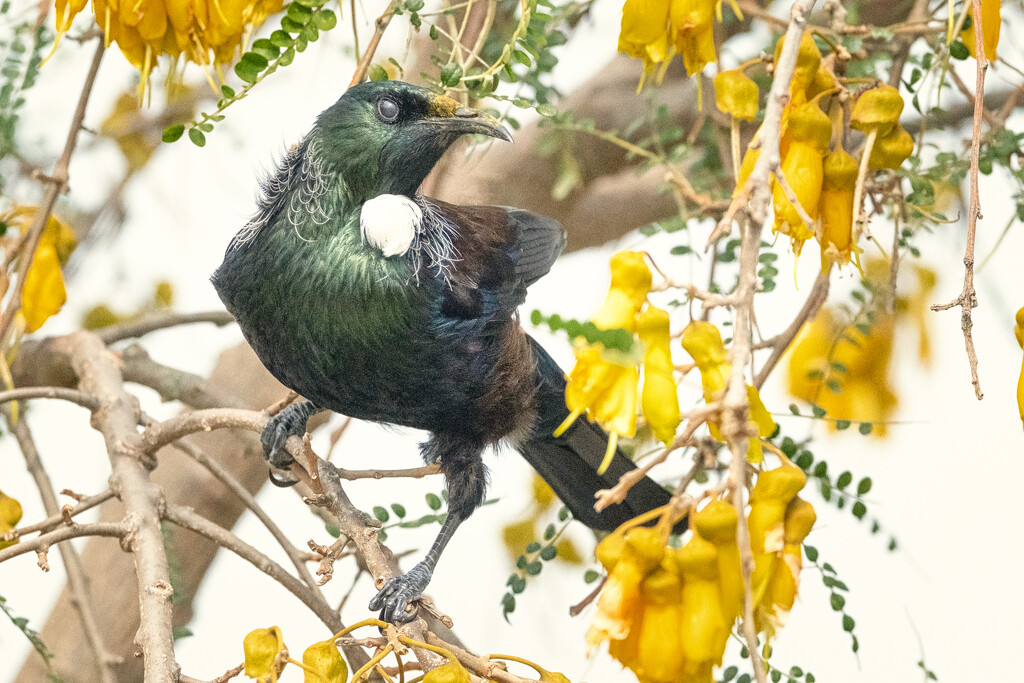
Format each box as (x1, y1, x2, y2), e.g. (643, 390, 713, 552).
(589, 480, 814, 682)
(721, 34, 915, 271)
(51, 0, 283, 94)
(557, 251, 681, 473)
(617, 0, 742, 88)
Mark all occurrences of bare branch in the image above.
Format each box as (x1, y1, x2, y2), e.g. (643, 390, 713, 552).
(2, 489, 114, 541)
(98, 310, 235, 345)
(0, 386, 98, 410)
(0, 522, 125, 563)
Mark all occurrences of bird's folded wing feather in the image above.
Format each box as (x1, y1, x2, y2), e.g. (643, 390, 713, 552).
(420, 197, 565, 321)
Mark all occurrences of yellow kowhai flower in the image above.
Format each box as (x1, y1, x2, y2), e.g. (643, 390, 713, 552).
(557, 252, 651, 472)
(11, 208, 77, 334)
(746, 461, 807, 634)
(851, 83, 904, 138)
(632, 562, 686, 683)
(0, 490, 23, 551)
(772, 101, 831, 255)
(1015, 306, 1023, 430)
(588, 526, 665, 653)
(243, 626, 288, 682)
(637, 306, 681, 445)
(755, 495, 815, 640)
(669, 0, 716, 77)
(962, 0, 1001, 61)
(818, 147, 860, 272)
(786, 307, 898, 436)
(51, 0, 284, 97)
(899, 265, 938, 366)
(714, 69, 759, 121)
(868, 125, 914, 170)
(693, 499, 742, 624)
(773, 32, 822, 105)
(302, 638, 347, 683)
(805, 64, 837, 101)
(680, 321, 776, 463)
(618, 0, 672, 88)
(424, 661, 472, 683)
(676, 534, 729, 683)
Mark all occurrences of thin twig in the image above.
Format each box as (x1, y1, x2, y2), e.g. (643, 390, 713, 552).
(97, 310, 235, 344)
(753, 271, 830, 389)
(0, 386, 98, 410)
(348, 0, 402, 87)
(0, 39, 104, 348)
(4, 412, 119, 682)
(929, 0, 986, 401)
(1, 489, 114, 541)
(162, 503, 343, 632)
(0, 522, 125, 563)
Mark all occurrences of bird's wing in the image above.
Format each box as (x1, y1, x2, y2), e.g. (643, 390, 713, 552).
(418, 197, 565, 320)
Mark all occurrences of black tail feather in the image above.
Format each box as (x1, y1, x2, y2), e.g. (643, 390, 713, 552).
(523, 336, 685, 532)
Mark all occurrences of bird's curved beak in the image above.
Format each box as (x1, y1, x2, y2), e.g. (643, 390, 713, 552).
(424, 99, 512, 142)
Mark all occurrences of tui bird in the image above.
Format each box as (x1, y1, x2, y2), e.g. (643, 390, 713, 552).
(213, 81, 675, 623)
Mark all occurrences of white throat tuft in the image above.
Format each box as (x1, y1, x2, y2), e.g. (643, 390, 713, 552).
(360, 194, 422, 257)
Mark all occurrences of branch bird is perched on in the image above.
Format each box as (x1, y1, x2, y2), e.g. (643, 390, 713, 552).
(213, 81, 676, 623)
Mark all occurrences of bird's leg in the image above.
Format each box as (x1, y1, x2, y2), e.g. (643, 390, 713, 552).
(369, 436, 487, 624)
(261, 400, 323, 471)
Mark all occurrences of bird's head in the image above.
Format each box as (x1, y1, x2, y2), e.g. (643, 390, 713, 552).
(311, 80, 511, 202)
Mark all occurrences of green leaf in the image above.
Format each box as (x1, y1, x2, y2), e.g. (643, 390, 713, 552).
(429, 24, 439, 40)
(391, 503, 406, 518)
(835, 419, 851, 430)
(281, 16, 305, 33)
(501, 592, 515, 617)
(287, 2, 314, 23)
(949, 40, 970, 60)
(439, 63, 463, 87)
(162, 123, 185, 142)
(770, 670, 782, 683)
(543, 523, 555, 540)
(836, 471, 853, 489)
(369, 64, 389, 81)
(426, 493, 442, 510)
(804, 545, 818, 561)
(723, 666, 738, 681)
(251, 38, 279, 60)
(314, 8, 337, 30)
(188, 128, 206, 147)
(270, 30, 293, 47)
(525, 541, 541, 554)
(858, 422, 873, 435)
(220, 84, 236, 98)
(279, 48, 296, 66)
(830, 593, 846, 610)
(811, 405, 827, 418)
(372, 506, 389, 522)
(851, 501, 867, 519)
(842, 614, 855, 632)
(241, 51, 269, 70)
(234, 60, 260, 84)
(536, 103, 558, 117)
(795, 452, 814, 470)
(525, 561, 543, 576)
(857, 477, 872, 495)
(584, 569, 600, 583)
(540, 545, 557, 561)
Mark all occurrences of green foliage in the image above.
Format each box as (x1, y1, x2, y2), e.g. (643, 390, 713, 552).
(0, 22, 48, 189)
(530, 309, 637, 354)
(501, 512, 572, 621)
(164, 0, 339, 145)
(0, 595, 64, 682)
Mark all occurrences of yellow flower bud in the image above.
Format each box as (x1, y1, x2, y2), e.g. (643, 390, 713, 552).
(819, 148, 858, 271)
(0, 490, 23, 551)
(302, 639, 348, 683)
(694, 499, 743, 623)
(750, 460, 807, 504)
(593, 251, 652, 330)
(773, 32, 822, 100)
(676, 536, 729, 671)
(962, 0, 1001, 61)
(868, 125, 914, 170)
(680, 321, 776, 462)
(424, 661, 472, 683)
(772, 102, 831, 252)
(806, 65, 837, 100)
(596, 529, 627, 571)
(783, 496, 816, 545)
(637, 306, 681, 444)
(714, 69, 759, 121)
(243, 626, 287, 683)
(634, 565, 685, 682)
(851, 84, 904, 137)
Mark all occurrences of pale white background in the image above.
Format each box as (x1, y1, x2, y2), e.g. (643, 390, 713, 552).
(2, 1, 1023, 682)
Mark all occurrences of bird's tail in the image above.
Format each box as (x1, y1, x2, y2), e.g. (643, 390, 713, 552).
(521, 337, 681, 532)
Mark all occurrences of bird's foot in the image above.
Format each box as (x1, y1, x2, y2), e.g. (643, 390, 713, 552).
(368, 562, 433, 624)
(261, 401, 318, 470)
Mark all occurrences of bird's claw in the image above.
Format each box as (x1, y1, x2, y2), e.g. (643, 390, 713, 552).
(261, 405, 309, 469)
(368, 563, 432, 624)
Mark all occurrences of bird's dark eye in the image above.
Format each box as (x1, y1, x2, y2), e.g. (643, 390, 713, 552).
(377, 98, 399, 123)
